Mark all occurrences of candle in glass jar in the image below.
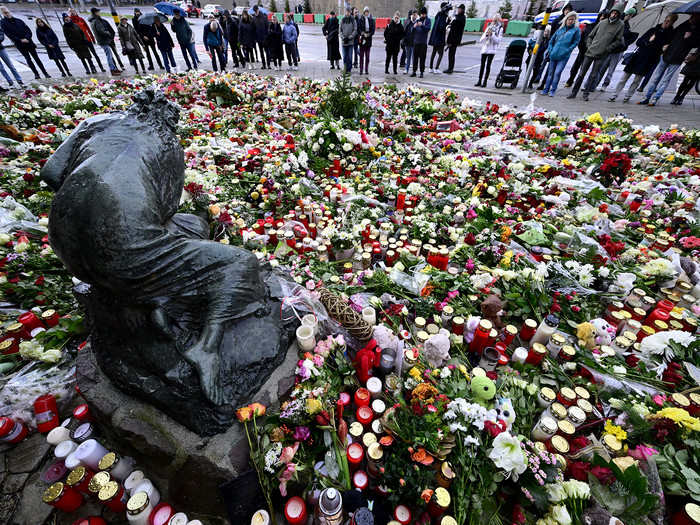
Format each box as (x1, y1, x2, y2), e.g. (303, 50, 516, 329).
(98, 481, 129, 513)
(149, 502, 174, 525)
(511, 347, 528, 364)
(43, 482, 83, 513)
(73, 404, 96, 423)
(366, 378, 382, 399)
(347, 443, 364, 471)
(284, 497, 307, 525)
(132, 479, 160, 507)
(356, 406, 373, 429)
(124, 470, 145, 495)
(519, 319, 537, 341)
(99, 452, 133, 482)
(361, 307, 377, 326)
(296, 325, 316, 352)
(0, 416, 29, 444)
(126, 491, 154, 525)
(355, 388, 371, 407)
(395, 505, 412, 525)
(353, 470, 369, 490)
(47, 426, 72, 446)
(55, 440, 79, 460)
(75, 439, 110, 471)
(250, 510, 270, 525)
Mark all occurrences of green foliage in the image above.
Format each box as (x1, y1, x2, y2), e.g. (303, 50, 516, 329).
(467, 0, 479, 18)
(319, 73, 373, 122)
(303, 0, 311, 14)
(499, 0, 513, 20)
(270, 0, 278, 12)
(284, 0, 291, 12)
(655, 441, 700, 502)
(525, 0, 535, 19)
(415, 0, 426, 14)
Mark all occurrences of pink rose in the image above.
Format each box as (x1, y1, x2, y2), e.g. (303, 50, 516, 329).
(279, 442, 300, 464)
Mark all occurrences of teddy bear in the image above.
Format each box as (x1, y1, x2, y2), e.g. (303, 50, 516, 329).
(471, 376, 497, 408)
(423, 333, 451, 368)
(582, 497, 624, 525)
(577, 322, 598, 350)
(372, 324, 400, 356)
(589, 318, 615, 347)
(481, 294, 506, 329)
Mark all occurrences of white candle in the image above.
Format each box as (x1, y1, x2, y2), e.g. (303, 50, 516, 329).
(47, 426, 71, 446)
(296, 325, 316, 352)
(125, 470, 145, 495)
(169, 512, 189, 525)
(251, 510, 270, 525)
(186, 521, 203, 525)
(330, 189, 338, 204)
(54, 440, 78, 460)
(64, 452, 86, 471)
(366, 377, 382, 399)
(302, 314, 318, 335)
(133, 479, 160, 506)
(511, 346, 529, 364)
(362, 306, 377, 326)
(74, 439, 110, 470)
(395, 504, 412, 524)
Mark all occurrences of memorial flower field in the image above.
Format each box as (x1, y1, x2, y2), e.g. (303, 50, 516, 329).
(2, 71, 700, 525)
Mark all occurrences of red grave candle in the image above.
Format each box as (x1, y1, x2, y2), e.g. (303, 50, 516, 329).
(0, 416, 28, 444)
(347, 443, 364, 471)
(395, 505, 412, 525)
(284, 497, 307, 525)
(149, 502, 174, 525)
(353, 470, 369, 491)
(43, 482, 83, 513)
(356, 406, 373, 429)
(34, 394, 60, 433)
(354, 388, 370, 408)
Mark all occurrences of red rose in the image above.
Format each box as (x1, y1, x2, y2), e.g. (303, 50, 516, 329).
(568, 460, 592, 481)
(465, 233, 476, 245)
(590, 466, 614, 485)
(314, 410, 331, 426)
(23, 173, 35, 182)
(625, 353, 640, 369)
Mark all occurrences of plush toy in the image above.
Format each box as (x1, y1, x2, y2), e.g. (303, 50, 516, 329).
(494, 398, 516, 429)
(481, 295, 506, 329)
(582, 497, 624, 525)
(577, 322, 598, 350)
(424, 333, 451, 368)
(372, 325, 400, 356)
(465, 316, 481, 344)
(471, 376, 496, 408)
(589, 318, 615, 347)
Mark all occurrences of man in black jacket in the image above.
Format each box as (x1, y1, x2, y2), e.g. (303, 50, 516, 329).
(640, 13, 700, 105)
(0, 6, 50, 79)
(251, 5, 269, 69)
(565, 10, 606, 87)
(444, 4, 466, 73)
(134, 8, 163, 70)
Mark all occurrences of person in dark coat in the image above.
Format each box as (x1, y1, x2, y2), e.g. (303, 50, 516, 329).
(526, 25, 551, 88)
(340, 6, 357, 73)
(401, 10, 417, 74)
(550, 2, 573, 35)
(89, 8, 122, 74)
(444, 4, 466, 73)
(118, 17, 146, 74)
(399, 9, 414, 69)
(322, 11, 341, 69)
(266, 16, 284, 70)
(640, 13, 700, 105)
(203, 17, 225, 72)
(383, 11, 404, 74)
(565, 10, 606, 86)
(239, 11, 256, 69)
(357, 6, 375, 74)
(0, 7, 50, 79)
(35, 18, 70, 77)
(151, 16, 177, 73)
(62, 13, 96, 74)
(352, 7, 361, 67)
(251, 5, 269, 69)
(429, 1, 449, 73)
(172, 10, 198, 70)
(69, 7, 104, 72)
(225, 12, 243, 68)
(608, 14, 675, 102)
(673, 46, 700, 104)
(134, 8, 163, 70)
(411, 7, 431, 77)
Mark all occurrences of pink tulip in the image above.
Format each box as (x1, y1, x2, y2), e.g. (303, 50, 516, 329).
(278, 463, 296, 497)
(279, 442, 299, 464)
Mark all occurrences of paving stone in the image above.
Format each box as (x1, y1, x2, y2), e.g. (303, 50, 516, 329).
(2, 472, 29, 494)
(0, 494, 19, 525)
(7, 433, 52, 474)
(10, 471, 53, 525)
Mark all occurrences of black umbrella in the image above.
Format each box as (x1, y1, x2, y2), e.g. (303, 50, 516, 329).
(674, 0, 700, 13)
(137, 12, 169, 25)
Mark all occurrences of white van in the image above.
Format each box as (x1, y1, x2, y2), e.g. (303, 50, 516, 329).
(534, 0, 635, 25)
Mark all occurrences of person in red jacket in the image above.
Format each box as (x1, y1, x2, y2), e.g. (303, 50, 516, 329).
(69, 8, 105, 72)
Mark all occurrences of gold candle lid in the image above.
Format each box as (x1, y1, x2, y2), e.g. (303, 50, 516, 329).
(539, 416, 558, 434)
(532, 343, 546, 355)
(416, 331, 430, 343)
(479, 319, 493, 331)
(442, 305, 454, 315)
(550, 403, 567, 420)
(349, 422, 364, 438)
(524, 319, 537, 329)
(127, 491, 150, 514)
(686, 503, 700, 523)
(471, 367, 486, 378)
(690, 393, 700, 405)
(434, 487, 451, 507)
(653, 320, 668, 331)
(452, 316, 464, 326)
(560, 345, 576, 358)
(533, 441, 547, 453)
(7, 323, 23, 334)
(0, 340, 13, 352)
(567, 406, 586, 424)
(414, 317, 426, 328)
(577, 398, 593, 413)
(550, 435, 570, 454)
(367, 442, 383, 461)
(559, 387, 576, 402)
(505, 325, 517, 336)
(557, 420, 575, 435)
(440, 517, 458, 525)
(98, 480, 120, 502)
(43, 482, 65, 504)
(88, 471, 111, 493)
(603, 434, 622, 452)
(550, 333, 566, 345)
(426, 324, 439, 335)
(42, 309, 56, 319)
(540, 387, 556, 403)
(99, 452, 117, 471)
(66, 467, 88, 487)
(641, 325, 655, 336)
(439, 461, 455, 481)
(362, 432, 377, 448)
(671, 393, 690, 407)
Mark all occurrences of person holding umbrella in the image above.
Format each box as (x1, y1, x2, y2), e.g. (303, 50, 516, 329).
(118, 16, 146, 74)
(322, 11, 341, 70)
(35, 18, 71, 77)
(69, 7, 105, 72)
(134, 8, 164, 70)
(151, 16, 178, 73)
(62, 13, 97, 75)
(0, 6, 51, 79)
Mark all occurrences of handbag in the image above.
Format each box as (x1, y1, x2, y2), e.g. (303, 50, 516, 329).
(122, 41, 135, 55)
(621, 49, 636, 65)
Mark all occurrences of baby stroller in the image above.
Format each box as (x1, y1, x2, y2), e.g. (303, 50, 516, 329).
(494, 39, 527, 89)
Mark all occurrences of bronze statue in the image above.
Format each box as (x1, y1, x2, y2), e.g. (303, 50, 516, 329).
(42, 91, 292, 434)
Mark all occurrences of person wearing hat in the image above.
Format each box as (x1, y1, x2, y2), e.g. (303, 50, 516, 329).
(428, 1, 450, 74)
(89, 7, 121, 75)
(62, 13, 97, 75)
(566, 2, 625, 101)
(0, 18, 24, 90)
(384, 11, 405, 74)
(133, 8, 164, 70)
(565, 9, 606, 87)
(444, 4, 466, 74)
(410, 6, 431, 77)
(69, 7, 105, 72)
(595, 7, 638, 91)
(540, 10, 580, 96)
(357, 6, 375, 75)
(0, 6, 50, 80)
(118, 16, 146, 74)
(36, 18, 71, 77)
(401, 10, 418, 74)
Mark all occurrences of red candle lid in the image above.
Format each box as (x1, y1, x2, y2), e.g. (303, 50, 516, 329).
(353, 470, 368, 488)
(149, 502, 174, 525)
(348, 443, 363, 459)
(73, 405, 89, 418)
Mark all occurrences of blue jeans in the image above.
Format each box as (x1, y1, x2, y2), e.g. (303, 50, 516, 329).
(543, 58, 567, 94)
(222, 36, 229, 65)
(179, 42, 198, 69)
(0, 47, 22, 84)
(404, 45, 413, 74)
(342, 44, 353, 72)
(100, 44, 117, 71)
(645, 57, 681, 102)
(159, 47, 177, 72)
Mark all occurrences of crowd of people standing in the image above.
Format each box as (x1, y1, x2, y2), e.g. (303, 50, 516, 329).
(0, 3, 698, 106)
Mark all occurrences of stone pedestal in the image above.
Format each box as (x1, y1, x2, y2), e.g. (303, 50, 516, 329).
(76, 342, 298, 524)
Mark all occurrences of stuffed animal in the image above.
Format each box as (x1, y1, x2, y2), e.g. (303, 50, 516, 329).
(424, 333, 451, 368)
(582, 497, 624, 525)
(577, 322, 598, 350)
(589, 318, 615, 347)
(372, 325, 400, 356)
(465, 316, 481, 344)
(481, 295, 506, 329)
(494, 398, 516, 429)
(471, 376, 496, 408)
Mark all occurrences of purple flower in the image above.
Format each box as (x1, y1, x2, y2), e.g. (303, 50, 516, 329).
(293, 426, 311, 441)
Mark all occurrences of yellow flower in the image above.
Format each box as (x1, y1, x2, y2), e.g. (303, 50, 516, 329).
(408, 367, 422, 380)
(306, 398, 322, 415)
(653, 407, 700, 431)
(612, 456, 638, 472)
(603, 420, 628, 442)
(587, 112, 604, 125)
(458, 364, 469, 378)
